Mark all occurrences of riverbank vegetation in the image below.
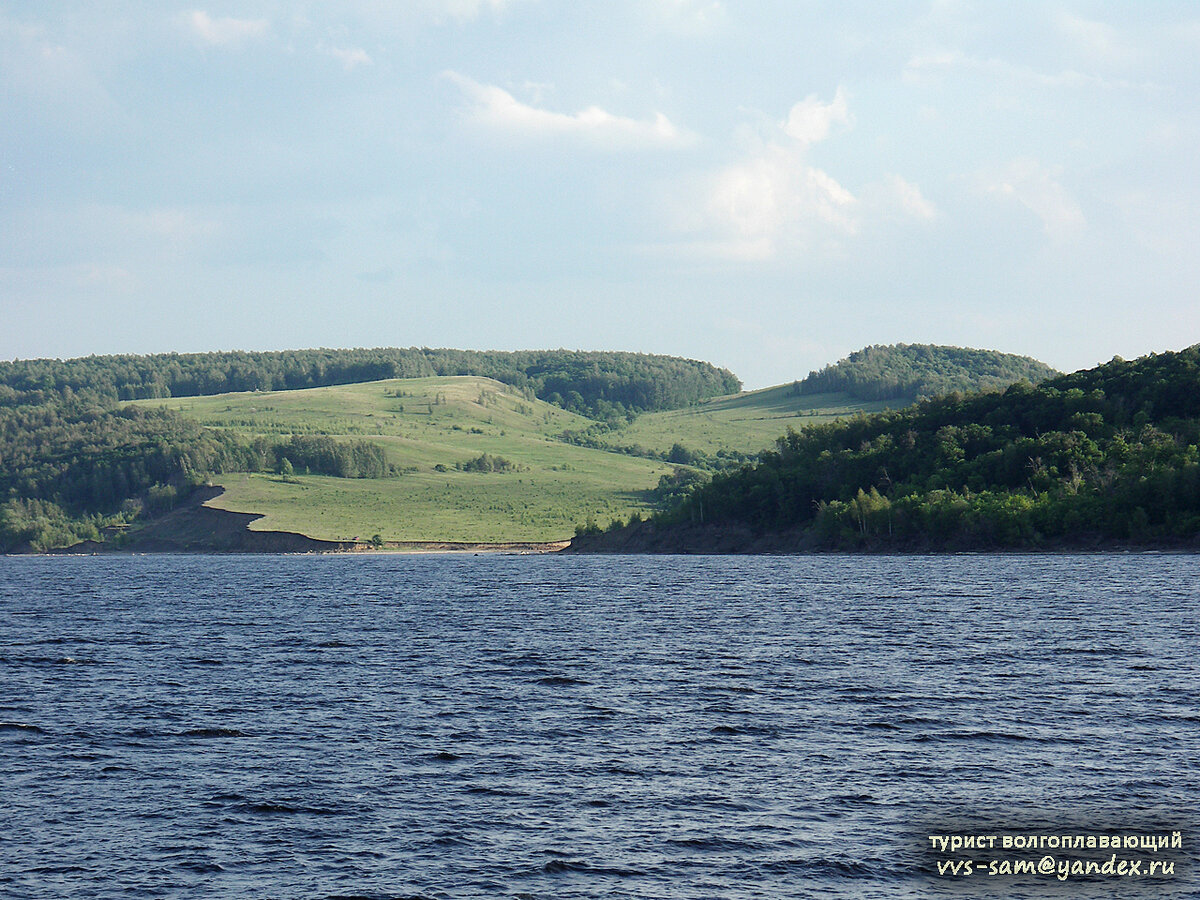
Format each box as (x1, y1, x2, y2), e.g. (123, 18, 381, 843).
(0, 347, 738, 551)
(1, 342, 1072, 551)
(598, 347, 1200, 550)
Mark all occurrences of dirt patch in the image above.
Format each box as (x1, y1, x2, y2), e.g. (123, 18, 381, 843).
(51, 486, 570, 554)
(91, 486, 356, 553)
(377, 540, 571, 553)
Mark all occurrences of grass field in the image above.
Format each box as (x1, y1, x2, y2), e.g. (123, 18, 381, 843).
(137, 375, 901, 542)
(138, 376, 672, 542)
(603, 384, 895, 457)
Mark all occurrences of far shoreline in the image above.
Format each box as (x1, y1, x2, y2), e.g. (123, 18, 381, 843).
(10, 488, 1199, 558)
(13, 542, 1200, 558)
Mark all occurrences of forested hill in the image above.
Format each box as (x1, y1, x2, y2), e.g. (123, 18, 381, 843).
(0, 348, 741, 419)
(585, 346, 1200, 551)
(0, 347, 738, 551)
(799, 344, 1059, 401)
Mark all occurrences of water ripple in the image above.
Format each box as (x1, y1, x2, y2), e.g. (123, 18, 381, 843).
(1, 552, 1197, 899)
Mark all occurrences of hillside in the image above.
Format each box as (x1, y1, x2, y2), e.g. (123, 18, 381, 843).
(576, 346, 1200, 552)
(0, 342, 1075, 552)
(593, 385, 893, 459)
(137, 376, 672, 543)
(0, 346, 738, 551)
(587, 344, 1059, 464)
(800, 343, 1059, 402)
(0, 347, 740, 419)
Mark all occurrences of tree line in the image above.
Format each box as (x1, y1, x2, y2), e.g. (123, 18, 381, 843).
(799, 343, 1060, 402)
(0, 346, 743, 551)
(0, 347, 740, 420)
(0, 402, 391, 551)
(632, 346, 1200, 549)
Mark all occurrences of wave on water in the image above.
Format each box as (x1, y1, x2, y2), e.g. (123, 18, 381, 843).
(178, 727, 246, 738)
(533, 675, 590, 686)
(2, 552, 1198, 900)
(237, 799, 346, 816)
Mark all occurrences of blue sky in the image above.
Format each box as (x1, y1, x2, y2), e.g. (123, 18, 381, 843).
(3, 1, 1198, 388)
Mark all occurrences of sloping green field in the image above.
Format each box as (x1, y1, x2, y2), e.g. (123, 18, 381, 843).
(138, 376, 673, 542)
(137, 375, 903, 542)
(603, 385, 894, 456)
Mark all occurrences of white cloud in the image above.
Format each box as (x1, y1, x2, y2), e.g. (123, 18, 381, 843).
(667, 89, 862, 260)
(187, 10, 269, 46)
(904, 48, 1154, 92)
(338, 0, 527, 27)
(782, 87, 852, 147)
(664, 89, 936, 261)
(79, 264, 138, 289)
(879, 175, 937, 220)
(853, 175, 939, 226)
(645, 0, 727, 35)
(706, 144, 856, 241)
(1056, 13, 1137, 66)
(0, 17, 122, 132)
(445, 72, 693, 149)
(321, 44, 372, 69)
(980, 158, 1085, 239)
(428, 0, 516, 21)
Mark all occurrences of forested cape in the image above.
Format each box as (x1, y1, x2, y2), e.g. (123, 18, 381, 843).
(0, 348, 738, 551)
(612, 347, 1200, 550)
(799, 343, 1060, 401)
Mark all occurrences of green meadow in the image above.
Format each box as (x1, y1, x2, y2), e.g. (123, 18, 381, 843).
(139, 376, 673, 542)
(604, 384, 894, 456)
(138, 375, 898, 542)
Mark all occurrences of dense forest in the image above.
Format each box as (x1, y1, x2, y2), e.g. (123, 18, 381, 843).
(0, 347, 739, 551)
(799, 343, 1059, 401)
(0, 348, 740, 420)
(595, 347, 1200, 550)
(0, 402, 393, 551)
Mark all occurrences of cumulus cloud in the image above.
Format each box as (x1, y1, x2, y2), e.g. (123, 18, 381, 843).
(782, 87, 852, 147)
(700, 144, 857, 254)
(1056, 13, 1138, 66)
(666, 89, 859, 260)
(980, 158, 1085, 239)
(187, 10, 269, 46)
(875, 175, 938, 221)
(338, 0, 527, 27)
(645, 0, 727, 35)
(445, 72, 693, 149)
(665, 88, 935, 261)
(321, 44, 372, 69)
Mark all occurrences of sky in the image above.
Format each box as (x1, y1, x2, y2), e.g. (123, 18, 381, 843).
(2, 1, 1199, 388)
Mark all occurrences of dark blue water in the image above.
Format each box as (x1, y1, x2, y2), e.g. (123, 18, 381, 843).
(0, 554, 1196, 899)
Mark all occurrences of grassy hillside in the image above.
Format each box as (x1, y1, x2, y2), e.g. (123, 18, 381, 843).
(1, 346, 739, 419)
(134, 376, 919, 542)
(600, 384, 893, 457)
(3, 343, 1063, 550)
(582, 346, 1200, 552)
(137, 376, 673, 542)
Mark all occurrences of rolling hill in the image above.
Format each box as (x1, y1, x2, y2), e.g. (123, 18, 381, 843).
(136, 376, 674, 543)
(598, 385, 894, 458)
(0, 343, 1063, 550)
(574, 346, 1200, 552)
(800, 343, 1060, 401)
